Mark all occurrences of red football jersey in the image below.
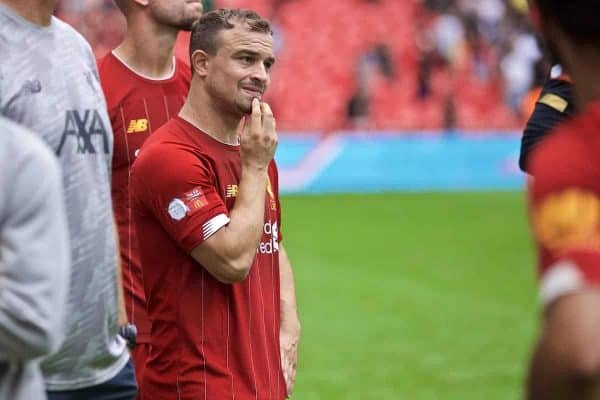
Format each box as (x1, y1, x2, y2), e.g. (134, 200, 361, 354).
(529, 99, 600, 306)
(130, 117, 286, 400)
(98, 52, 191, 342)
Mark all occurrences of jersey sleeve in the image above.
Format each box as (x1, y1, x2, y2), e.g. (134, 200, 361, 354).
(529, 138, 600, 306)
(519, 78, 574, 173)
(132, 145, 230, 253)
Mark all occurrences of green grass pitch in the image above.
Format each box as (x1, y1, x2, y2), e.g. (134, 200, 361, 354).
(281, 192, 539, 399)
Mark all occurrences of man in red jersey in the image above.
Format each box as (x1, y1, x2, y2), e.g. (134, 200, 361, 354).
(97, 0, 203, 394)
(130, 9, 300, 400)
(526, 0, 600, 398)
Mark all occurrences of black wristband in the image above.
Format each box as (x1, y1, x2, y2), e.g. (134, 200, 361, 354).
(118, 323, 138, 349)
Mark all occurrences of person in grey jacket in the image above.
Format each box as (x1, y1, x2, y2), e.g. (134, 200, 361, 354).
(0, 0, 136, 398)
(0, 116, 70, 400)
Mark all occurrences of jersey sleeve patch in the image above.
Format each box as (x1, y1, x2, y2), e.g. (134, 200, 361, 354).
(202, 214, 230, 241)
(533, 188, 600, 253)
(538, 93, 569, 113)
(167, 186, 218, 221)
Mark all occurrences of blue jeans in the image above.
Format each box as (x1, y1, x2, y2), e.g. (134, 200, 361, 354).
(47, 360, 138, 400)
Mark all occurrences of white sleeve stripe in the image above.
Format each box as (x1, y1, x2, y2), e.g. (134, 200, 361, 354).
(539, 260, 584, 307)
(202, 214, 230, 241)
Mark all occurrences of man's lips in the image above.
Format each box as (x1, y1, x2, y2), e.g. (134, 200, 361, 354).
(242, 87, 263, 96)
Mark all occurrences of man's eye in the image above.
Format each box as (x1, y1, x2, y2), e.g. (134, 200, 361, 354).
(241, 56, 253, 64)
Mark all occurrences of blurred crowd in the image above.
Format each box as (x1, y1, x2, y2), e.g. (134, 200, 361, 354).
(57, 0, 546, 131)
(417, 0, 545, 127)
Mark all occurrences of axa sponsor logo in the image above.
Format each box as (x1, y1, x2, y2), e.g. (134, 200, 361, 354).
(57, 109, 110, 155)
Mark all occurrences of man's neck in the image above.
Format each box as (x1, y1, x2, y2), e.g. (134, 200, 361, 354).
(113, 15, 179, 79)
(560, 42, 600, 110)
(180, 87, 243, 146)
(572, 64, 600, 111)
(0, 0, 55, 26)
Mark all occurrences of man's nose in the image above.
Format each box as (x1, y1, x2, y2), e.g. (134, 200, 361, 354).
(250, 63, 268, 84)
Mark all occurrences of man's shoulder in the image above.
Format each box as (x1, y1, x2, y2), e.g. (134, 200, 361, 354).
(134, 119, 187, 165)
(530, 116, 600, 194)
(51, 16, 93, 54)
(96, 52, 129, 104)
(96, 52, 115, 74)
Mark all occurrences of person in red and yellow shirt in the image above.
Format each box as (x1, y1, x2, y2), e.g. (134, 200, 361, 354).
(97, 0, 202, 395)
(526, 0, 600, 398)
(130, 9, 300, 400)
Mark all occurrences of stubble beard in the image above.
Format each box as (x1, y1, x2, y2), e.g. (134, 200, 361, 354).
(151, 7, 199, 31)
(206, 81, 248, 119)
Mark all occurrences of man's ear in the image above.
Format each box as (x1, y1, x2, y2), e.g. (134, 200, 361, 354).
(191, 50, 210, 77)
(133, 0, 149, 6)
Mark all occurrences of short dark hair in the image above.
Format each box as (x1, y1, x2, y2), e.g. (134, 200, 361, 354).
(535, 0, 600, 45)
(189, 8, 272, 60)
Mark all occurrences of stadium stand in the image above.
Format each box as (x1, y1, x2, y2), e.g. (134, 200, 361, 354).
(56, 0, 544, 131)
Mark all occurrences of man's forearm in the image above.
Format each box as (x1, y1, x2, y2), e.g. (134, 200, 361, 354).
(226, 166, 269, 264)
(191, 99, 277, 284)
(191, 166, 268, 283)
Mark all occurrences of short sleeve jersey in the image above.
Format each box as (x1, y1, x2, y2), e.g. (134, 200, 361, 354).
(130, 117, 286, 400)
(98, 52, 190, 342)
(0, 5, 128, 390)
(529, 99, 600, 306)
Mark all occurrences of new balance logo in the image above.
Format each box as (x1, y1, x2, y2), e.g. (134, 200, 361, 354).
(127, 119, 148, 133)
(56, 109, 110, 155)
(226, 184, 238, 198)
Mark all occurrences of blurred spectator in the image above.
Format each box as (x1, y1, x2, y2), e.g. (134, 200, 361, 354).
(57, 0, 548, 131)
(347, 86, 371, 129)
(500, 30, 541, 114)
(433, 5, 464, 67)
(372, 44, 395, 80)
(474, 0, 506, 45)
(443, 93, 457, 131)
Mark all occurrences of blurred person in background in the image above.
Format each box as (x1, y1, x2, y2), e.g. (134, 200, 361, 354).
(97, 0, 203, 394)
(346, 44, 395, 129)
(0, 117, 70, 400)
(432, 3, 465, 68)
(130, 9, 300, 399)
(0, 0, 135, 399)
(525, 0, 600, 398)
(500, 27, 542, 114)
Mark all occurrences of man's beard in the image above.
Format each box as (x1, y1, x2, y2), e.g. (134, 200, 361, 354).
(164, 17, 197, 31)
(206, 81, 248, 117)
(151, 8, 198, 31)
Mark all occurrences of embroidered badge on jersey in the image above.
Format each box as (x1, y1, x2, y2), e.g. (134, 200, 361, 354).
(534, 188, 600, 252)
